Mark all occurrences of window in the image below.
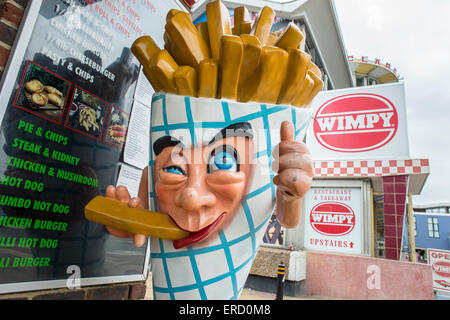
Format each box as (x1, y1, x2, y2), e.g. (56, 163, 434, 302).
(356, 76, 364, 87)
(427, 217, 439, 238)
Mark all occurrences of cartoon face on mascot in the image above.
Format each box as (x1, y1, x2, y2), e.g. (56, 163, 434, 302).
(105, 93, 313, 300)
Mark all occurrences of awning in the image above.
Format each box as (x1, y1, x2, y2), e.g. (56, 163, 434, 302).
(313, 158, 430, 195)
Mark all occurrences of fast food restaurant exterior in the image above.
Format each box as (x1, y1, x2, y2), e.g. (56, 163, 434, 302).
(0, 0, 435, 300)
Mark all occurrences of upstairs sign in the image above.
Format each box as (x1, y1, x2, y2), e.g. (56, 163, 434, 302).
(303, 186, 363, 255)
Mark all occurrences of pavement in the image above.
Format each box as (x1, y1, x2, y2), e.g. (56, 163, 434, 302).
(143, 272, 333, 300)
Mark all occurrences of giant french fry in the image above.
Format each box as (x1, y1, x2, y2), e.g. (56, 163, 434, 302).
(277, 49, 311, 105)
(195, 21, 212, 54)
(143, 67, 163, 93)
(165, 11, 197, 67)
(240, 22, 253, 35)
(132, 0, 323, 109)
(166, 9, 189, 22)
(198, 59, 219, 98)
(275, 22, 304, 51)
(251, 6, 275, 46)
(309, 61, 322, 78)
(237, 34, 262, 103)
(85, 196, 189, 240)
(303, 70, 324, 106)
(150, 49, 179, 94)
(175, 66, 198, 97)
(250, 46, 289, 104)
(266, 30, 283, 46)
(219, 35, 244, 100)
(131, 36, 163, 92)
(233, 6, 251, 36)
(165, 11, 210, 69)
(131, 35, 160, 66)
(206, 0, 232, 59)
(164, 32, 192, 67)
(291, 72, 314, 107)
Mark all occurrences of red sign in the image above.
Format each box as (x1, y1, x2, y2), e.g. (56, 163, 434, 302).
(310, 202, 355, 236)
(432, 261, 450, 278)
(313, 93, 399, 153)
(428, 248, 450, 292)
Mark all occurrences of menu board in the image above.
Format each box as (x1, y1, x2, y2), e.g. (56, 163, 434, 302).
(0, 0, 181, 293)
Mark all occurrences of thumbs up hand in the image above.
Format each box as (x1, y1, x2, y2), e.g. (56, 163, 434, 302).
(271, 121, 313, 228)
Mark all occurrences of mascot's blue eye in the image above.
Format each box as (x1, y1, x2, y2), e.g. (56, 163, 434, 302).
(215, 152, 235, 170)
(208, 148, 239, 173)
(163, 166, 185, 175)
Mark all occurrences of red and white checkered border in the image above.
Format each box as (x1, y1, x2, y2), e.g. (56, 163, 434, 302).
(314, 159, 430, 177)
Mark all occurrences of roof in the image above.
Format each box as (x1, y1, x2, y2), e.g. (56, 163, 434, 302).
(349, 56, 402, 84)
(413, 203, 450, 210)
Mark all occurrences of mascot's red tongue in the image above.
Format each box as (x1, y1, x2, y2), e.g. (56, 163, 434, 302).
(173, 213, 226, 249)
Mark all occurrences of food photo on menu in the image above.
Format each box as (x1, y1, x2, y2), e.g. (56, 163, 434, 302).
(64, 87, 107, 140)
(104, 106, 129, 148)
(13, 61, 71, 123)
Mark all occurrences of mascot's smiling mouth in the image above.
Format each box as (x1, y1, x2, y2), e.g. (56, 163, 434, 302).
(173, 213, 226, 249)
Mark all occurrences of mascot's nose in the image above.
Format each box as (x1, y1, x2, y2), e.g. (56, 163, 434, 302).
(175, 187, 216, 211)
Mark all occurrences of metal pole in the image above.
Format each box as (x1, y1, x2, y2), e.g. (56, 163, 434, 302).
(276, 262, 285, 300)
(370, 188, 375, 257)
(407, 193, 417, 262)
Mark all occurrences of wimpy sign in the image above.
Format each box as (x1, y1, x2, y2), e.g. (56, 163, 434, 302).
(307, 82, 410, 160)
(304, 187, 363, 254)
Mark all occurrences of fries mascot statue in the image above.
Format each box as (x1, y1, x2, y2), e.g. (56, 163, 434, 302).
(85, 0, 323, 300)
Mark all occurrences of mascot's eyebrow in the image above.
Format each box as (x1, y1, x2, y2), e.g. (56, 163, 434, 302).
(153, 136, 185, 156)
(207, 122, 253, 146)
(153, 122, 253, 156)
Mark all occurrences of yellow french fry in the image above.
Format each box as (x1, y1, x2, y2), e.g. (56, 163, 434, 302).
(291, 72, 314, 107)
(206, 0, 232, 60)
(240, 21, 253, 35)
(164, 32, 192, 67)
(266, 30, 283, 46)
(166, 11, 210, 69)
(175, 66, 198, 97)
(275, 22, 304, 51)
(219, 35, 244, 100)
(303, 70, 324, 106)
(237, 34, 262, 103)
(131, 36, 161, 66)
(251, 6, 275, 46)
(131, 36, 163, 92)
(309, 61, 322, 78)
(251, 46, 289, 104)
(198, 59, 219, 98)
(277, 49, 311, 105)
(150, 49, 179, 94)
(195, 21, 211, 54)
(85, 196, 189, 240)
(142, 67, 163, 93)
(166, 9, 187, 22)
(233, 6, 251, 36)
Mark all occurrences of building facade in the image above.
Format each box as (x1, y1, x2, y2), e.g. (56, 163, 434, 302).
(402, 204, 450, 262)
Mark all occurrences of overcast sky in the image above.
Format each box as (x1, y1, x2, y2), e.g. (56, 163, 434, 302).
(333, 0, 450, 205)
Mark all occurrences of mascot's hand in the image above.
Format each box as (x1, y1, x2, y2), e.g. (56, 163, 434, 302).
(272, 121, 313, 200)
(104, 185, 147, 247)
